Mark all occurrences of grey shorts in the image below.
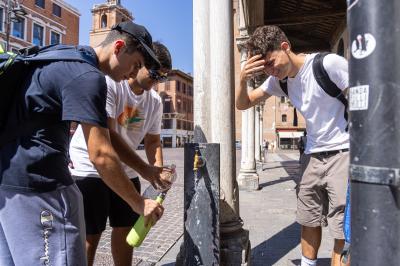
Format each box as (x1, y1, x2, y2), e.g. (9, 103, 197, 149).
(296, 150, 349, 239)
(0, 184, 86, 266)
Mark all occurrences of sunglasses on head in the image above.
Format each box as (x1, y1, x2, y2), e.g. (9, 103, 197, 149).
(148, 69, 168, 82)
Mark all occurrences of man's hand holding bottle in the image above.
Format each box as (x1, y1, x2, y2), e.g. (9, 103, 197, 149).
(140, 165, 174, 191)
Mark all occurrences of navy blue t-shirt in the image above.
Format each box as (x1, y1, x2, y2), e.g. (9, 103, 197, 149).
(0, 46, 108, 192)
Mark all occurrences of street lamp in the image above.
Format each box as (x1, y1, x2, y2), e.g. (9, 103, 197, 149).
(4, 0, 27, 52)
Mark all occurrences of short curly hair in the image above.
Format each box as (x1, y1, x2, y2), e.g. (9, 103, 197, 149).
(246, 25, 291, 56)
(152, 42, 172, 71)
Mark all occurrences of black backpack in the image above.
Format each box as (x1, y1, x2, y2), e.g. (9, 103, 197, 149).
(0, 44, 98, 146)
(278, 52, 348, 130)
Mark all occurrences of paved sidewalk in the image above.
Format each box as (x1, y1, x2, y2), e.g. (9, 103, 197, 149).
(95, 149, 335, 265)
(240, 153, 333, 266)
(94, 149, 185, 266)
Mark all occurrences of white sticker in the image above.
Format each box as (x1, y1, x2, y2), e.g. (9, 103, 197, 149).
(351, 33, 376, 59)
(347, 0, 360, 11)
(349, 85, 369, 111)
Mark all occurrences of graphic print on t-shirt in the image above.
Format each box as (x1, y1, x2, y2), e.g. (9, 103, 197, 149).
(117, 106, 145, 130)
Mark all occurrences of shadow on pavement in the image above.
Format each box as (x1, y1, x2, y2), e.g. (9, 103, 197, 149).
(259, 164, 284, 171)
(281, 161, 301, 186)
(258, 160, 300, 189)
(259, 176, 293, 189)
(251, 222, 300, 265)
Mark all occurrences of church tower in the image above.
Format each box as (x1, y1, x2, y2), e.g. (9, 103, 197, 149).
(89, 0, 133, 47)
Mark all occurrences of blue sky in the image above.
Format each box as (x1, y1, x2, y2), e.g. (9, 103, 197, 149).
(66, 0, 193, 74)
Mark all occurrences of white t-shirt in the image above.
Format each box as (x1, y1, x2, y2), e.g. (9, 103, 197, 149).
(261, 53, 349, 154)
(69, 76, 163, 178)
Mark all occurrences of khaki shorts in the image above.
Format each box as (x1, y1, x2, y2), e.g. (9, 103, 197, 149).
(297, 150, 349, 239)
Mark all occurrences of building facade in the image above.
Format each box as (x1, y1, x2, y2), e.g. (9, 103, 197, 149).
(0, 0, 80, 52)
(154, 70, 194, 148)
(91, 1, 194, 148)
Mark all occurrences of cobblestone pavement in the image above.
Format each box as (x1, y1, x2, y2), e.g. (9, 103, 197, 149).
(95, 149, 185, 266)
(95, 148, 335, 265)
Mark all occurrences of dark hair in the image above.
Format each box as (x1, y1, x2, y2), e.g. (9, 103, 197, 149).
(246, 25, 291, 56)
(100, 29, 145, 55)
(152, 42, 172, 70)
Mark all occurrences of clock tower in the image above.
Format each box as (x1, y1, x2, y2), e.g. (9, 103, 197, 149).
(89, 0, 133, 46)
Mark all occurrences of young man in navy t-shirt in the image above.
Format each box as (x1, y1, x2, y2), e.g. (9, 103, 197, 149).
(0, 21, 170, 265)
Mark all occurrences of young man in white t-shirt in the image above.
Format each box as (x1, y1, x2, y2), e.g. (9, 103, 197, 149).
(236, 25, 349, 266)
(69, 42, 172, 266)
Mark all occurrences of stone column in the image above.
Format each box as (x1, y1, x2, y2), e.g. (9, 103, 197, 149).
(193, 0, 210, 143)
(209, 0, 239, 227)
(259, 103, 265, 159)
(176, 0, 214, 263)
(255, 105, 261, 162)
(210, 0, 251, 264)
(237, 45, 259, 191)
(241, 104, 249, 170)
(172, 117, 177, 148)
(188, 0, 251, 264)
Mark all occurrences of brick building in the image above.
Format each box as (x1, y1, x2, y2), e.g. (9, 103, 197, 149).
(90, 0, 194, 148)
(154, 70, 194, 148)
(0, 0, 80, 51)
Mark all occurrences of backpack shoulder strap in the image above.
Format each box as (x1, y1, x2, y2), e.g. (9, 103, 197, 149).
(22, 45, 98, 68)
(312, 52, 343, 98)
(278, 77, 298, 126)
(279, 77, 289, 96)
(312, 52, 349, 128)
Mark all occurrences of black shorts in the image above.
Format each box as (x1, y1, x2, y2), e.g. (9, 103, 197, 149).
(75, 177, 141, 235)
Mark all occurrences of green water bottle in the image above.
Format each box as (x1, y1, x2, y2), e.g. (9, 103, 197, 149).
(126, 192, 166, 247)
(126, 164, 176, 247)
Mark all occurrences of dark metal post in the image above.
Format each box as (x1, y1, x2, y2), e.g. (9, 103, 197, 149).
(348, 0, 400, 265)
(179, 143, 220, 265)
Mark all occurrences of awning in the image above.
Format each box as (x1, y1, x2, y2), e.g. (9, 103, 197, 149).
(278, 131, 304, 138)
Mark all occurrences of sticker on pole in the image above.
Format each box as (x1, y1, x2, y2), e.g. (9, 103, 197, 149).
(347, 0, 360, 11)
(351, 33, 376, 59)
(349, 85, 369, 111)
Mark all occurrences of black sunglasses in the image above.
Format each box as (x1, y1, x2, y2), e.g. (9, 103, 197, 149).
(148, 69, 168, 83)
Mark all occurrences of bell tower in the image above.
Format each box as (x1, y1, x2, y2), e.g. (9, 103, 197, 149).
(89, 0, 133, 47)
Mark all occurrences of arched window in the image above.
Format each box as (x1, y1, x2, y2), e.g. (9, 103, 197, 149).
(101, 14, 107, 28)
(282, 114, 287, 122)
(337, 38, 345, 57)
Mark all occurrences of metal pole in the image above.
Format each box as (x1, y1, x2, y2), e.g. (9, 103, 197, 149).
(349, 0, 400, 265)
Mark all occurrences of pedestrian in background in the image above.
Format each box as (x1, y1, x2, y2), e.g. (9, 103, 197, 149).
(263, 139, 269, 163)
(298, 132, 307, 163)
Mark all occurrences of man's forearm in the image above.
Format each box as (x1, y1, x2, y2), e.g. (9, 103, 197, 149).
(82, 123, 144, 214)
(145, 135, 163, 167)
(109, 128, 149, 175)
(96, 153, 143, 213)
(235, 79, 251, 110)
